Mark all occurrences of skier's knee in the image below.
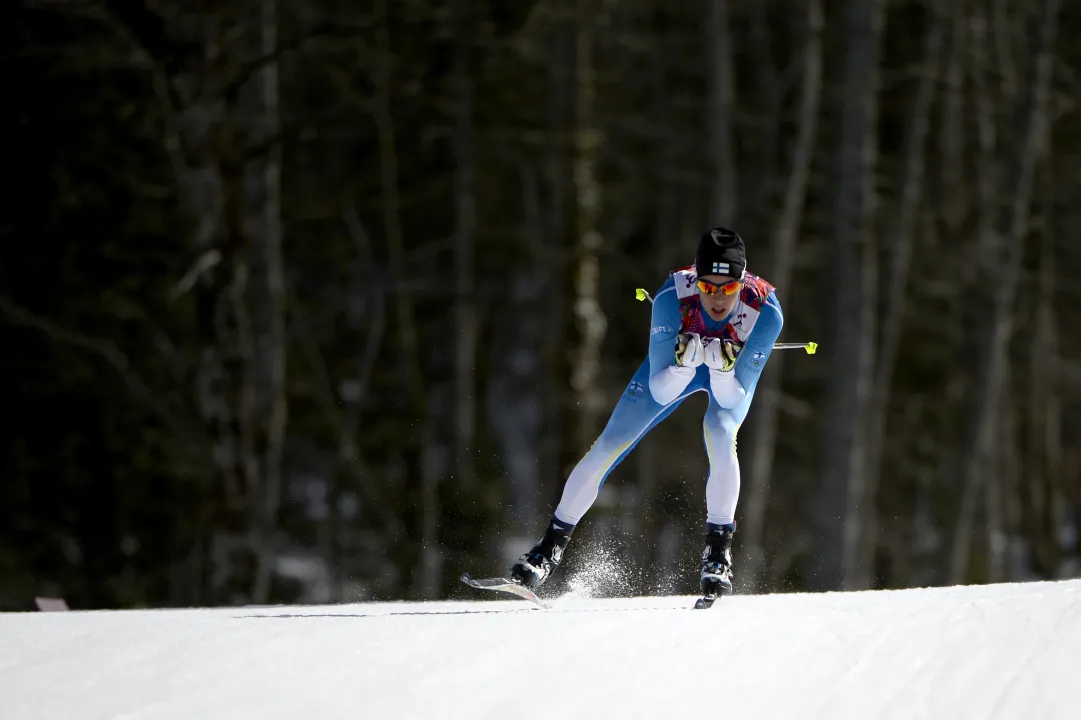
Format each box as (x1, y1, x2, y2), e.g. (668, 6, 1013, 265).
(707, 409, 741, 437)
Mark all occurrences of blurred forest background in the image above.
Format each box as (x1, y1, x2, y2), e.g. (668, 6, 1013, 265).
(3, 0, 1080, 611)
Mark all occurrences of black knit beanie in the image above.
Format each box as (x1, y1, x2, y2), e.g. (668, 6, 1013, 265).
(695, 227, 746, 279)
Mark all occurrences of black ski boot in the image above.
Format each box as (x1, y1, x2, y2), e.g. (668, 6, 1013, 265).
(700, 522, 736, 599)
(510, 518, 574, 590)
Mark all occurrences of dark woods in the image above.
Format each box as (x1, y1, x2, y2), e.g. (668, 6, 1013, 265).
(3, 0, 1079, 610)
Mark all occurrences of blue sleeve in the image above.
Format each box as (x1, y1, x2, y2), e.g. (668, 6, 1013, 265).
(734, 292, 784, 396)
(648, 276, 681, 377)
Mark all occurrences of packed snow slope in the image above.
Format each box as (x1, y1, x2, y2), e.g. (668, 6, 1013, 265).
(3, 579, 1080, 720)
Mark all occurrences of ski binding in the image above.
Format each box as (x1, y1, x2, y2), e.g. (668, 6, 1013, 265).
(460, 573, 549, 609)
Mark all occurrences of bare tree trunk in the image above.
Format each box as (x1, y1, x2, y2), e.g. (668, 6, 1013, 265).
(991, 0, 1019, 101)
(949, 0, 1059, 584)
(453, 0, 478, 494)
(1023, 171, 1061, 579)
(940, 9, 968, 235)
(1039, 226, 1064, 579)
(707, 0, 738, 224)
(1009, 156, 1056, 583)
(742, 0, 823, 591)
(857, 3, 948, 589)
(746, 0, 780, 233)
(372, 0, 432, 598)
(988, 366, 1016, 583)
(186, 10, 265, 606)
(542, 8, 573, 484)
(252, 0, 286, 605)
(338, 204, 390, 597)
(841, 0, 884, 589)
(408, 0, 480, 599)
(372, 0, 423, 406)
(571, 0, 607, 457)
(813, 0, 883, 592)
(945, 9, 1000, 575)
(418, 389, 449, 598)
(969, 9, 1001, 264)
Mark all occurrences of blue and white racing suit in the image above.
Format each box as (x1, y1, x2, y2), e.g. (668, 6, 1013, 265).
(553, 266, 784, 528)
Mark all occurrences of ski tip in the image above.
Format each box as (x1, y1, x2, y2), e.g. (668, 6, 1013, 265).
(805, 341, 818, 355)
(459, 572, 549, 609)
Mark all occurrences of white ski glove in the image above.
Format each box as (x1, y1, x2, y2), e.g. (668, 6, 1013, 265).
(705, 338, 746, 408)
(676, 333, 705, 368)
(704, 338, 741, 372)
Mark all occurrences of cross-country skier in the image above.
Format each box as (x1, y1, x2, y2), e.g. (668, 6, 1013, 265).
(509, 227, 783, 599)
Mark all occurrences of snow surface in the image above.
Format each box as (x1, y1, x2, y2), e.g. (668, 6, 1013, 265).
(3, 579, 1080, 720)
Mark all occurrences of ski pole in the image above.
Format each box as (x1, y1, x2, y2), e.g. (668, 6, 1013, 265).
(771, 342, 818, 354)
(635, 288, 818, 355)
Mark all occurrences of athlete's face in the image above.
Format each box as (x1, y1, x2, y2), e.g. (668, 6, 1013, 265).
(697, 274, 741, 321)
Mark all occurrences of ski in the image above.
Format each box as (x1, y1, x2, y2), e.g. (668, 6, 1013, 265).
(459, 573, 550, 609)
(694, 594, 719, 609)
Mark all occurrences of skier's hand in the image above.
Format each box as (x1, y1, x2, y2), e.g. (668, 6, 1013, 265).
(705, 338, 741, 372)
(676, 333, 705, 368)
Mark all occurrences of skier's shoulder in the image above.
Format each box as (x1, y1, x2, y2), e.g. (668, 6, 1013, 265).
(739, 271, 777, 310)
(666, 265, 698, 300)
